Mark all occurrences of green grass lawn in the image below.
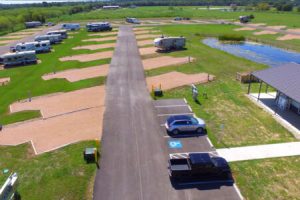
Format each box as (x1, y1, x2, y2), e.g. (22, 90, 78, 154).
(148, 24, 296, 147)
(231, 156, 300, 200)
(0, 141, 98, 200)
(59, 6, 300, 28)
(0, 29, 111, 125)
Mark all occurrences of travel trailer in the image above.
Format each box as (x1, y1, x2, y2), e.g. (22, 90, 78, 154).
(86, 22, 112, 32)
(47, 30, 68, 39)
(35, 34, 62, 44)
(25, 21, 42, 28)
(11, 41, 51, 53)
(0, 51, 37, 67)
(61, 23, 80, 31)
(154, 36, 186, 51)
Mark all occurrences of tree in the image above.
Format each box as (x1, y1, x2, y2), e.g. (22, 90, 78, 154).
(256, 2, 270, 11)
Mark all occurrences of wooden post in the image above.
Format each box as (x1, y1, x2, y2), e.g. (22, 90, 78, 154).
(265, 84, 269, 94)
(247, 74, 252, 94)
(257, 81, 262, 101)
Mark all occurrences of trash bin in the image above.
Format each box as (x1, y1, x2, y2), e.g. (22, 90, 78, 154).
(154, 88, 163, 97)
(83, 147, 97, 163)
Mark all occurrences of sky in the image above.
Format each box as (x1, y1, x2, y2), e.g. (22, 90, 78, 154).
(0, 0, 101, 4)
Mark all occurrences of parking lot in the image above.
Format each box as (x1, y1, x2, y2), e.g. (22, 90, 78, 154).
(153, 98, 214, 154)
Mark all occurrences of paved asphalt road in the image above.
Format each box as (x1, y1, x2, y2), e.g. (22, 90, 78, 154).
(93, 25, 241, 200)
(0, 24, 61, 55)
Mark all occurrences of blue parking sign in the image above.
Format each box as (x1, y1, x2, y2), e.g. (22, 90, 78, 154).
(168, 140, 182, 149)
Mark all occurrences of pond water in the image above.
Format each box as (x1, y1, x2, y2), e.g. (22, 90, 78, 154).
(202, 38, 300, 67)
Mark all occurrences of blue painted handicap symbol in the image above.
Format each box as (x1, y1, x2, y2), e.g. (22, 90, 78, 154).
(168, 140, 182, 149)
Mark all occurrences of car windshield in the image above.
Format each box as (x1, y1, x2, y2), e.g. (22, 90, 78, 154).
(190, 117, 198, 124)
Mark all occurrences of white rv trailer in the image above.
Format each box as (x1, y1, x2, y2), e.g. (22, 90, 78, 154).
(154, 36, 186, 51)
(35, 34, 62, 44)
(25, 21, 42, 28)
(47, 29, 68, 39)
(61, 23, 80, 31)
(0, 51, 37, 67)
(12, 41, 51, 53)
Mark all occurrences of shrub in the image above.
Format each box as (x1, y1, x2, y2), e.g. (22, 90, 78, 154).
(218, 34, 245, 41)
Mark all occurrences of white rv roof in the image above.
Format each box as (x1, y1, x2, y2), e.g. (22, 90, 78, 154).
(1, 50, 36, 57)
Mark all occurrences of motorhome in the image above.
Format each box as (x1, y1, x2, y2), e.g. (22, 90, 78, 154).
(35, 34, 62, 44)
(154, 36, 186, 51)
(25, 21, 42, 28)
(86, 22, 112, 32)
(11, 41, 51, 53)
(47, 30, 68, 39)
(126, 17, 140, 24)
(61, 23, 80, 31)
(0, 51, 37, 67)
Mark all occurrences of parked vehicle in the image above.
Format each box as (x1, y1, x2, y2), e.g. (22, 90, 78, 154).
(154, 36, 186, 51)
(165, 115, 206, 135)
(86, 22, 112, 32)
(25, 21, 42, 28)
(46, 22, 55, 26)
(168, 153, 231, 181)
(61, 23, 80, 31)
(47, 30, 68, 39)
(11, 41, 51, 53)
(239, 16, 251, 23)
(35, 34, 62, 44)
(126, 17, 140, 24)
(174, 17, 183, 21)
(0, 51, 37, 67)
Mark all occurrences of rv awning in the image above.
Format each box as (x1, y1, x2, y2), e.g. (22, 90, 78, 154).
(252, 63, 300, 103)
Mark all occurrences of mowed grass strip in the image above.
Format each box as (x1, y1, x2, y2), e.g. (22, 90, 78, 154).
(231, 156, 300, 200)
(0, 29, 109, 125)
(147, 24, 295, 147)
(0, 141, 98, 200)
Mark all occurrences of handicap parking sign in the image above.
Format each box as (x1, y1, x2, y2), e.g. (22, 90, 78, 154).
(168, 140, 182, 149)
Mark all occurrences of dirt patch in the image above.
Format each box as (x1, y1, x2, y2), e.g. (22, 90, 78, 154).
(254, 31, 278, 35)
(0, 77, 10, 86)
(139, 47, 158, 56)
(277, 35, 300, 41)
(134, 30, 159, 35)
(9, 32, 33, 36)
(0, 35, 23, 40)
(234, 27, 256, 31)
(2, 86, 105, 154)
(88, 31, 118, 37)
(72, 43, 115, 50)
(82, 36, 117, 42)
(10, 86, 105, 118)
(248, 23, 266, 27)
(137, 40, 153, 47)
(60, 51, 113, 62)
(136, 34, 160, 40)
(266, 26, 286, 30)
(146, 71, 214, 91)
(43, 64, 109, 82)
(286, 28, 300, 34)
(143, 56, 194, 70)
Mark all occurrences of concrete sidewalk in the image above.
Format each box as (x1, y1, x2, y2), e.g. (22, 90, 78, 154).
(217, 142, 300, 162)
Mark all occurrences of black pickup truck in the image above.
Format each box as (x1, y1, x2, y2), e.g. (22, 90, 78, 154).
(168, 153, 231, 181)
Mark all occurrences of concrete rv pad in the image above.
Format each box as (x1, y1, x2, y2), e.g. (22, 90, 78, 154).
(0, 35, 23, 40)
(60, 51, 113, 62)
(146, 71, 214, 91)
(82, 36, 117, 42)
(42, 64, 109, 82)
(266, 25, 286, 30)
(277, 35, 300, 40)
(10, 86, 105, 118)
(234, 27, 256, 31)
(139, 47, 158, 55)
(72, 43, 115, 50)
(142, 56, 194, 70)
(137, 39, 153, 47)
(88, 31, 118, 36)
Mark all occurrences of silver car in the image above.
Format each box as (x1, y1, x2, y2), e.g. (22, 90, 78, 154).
(165, 115, 206, 135)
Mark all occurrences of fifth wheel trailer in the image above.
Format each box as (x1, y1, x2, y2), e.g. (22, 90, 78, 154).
(35, 34, 62, 44)
(0, 51, 37, 67)
(11, 41, 51, 53)
(47, 30, 68, 39)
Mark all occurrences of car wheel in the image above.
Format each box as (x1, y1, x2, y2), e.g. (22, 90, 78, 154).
(196, 127, 203, 134)
(172, 129, 179, 135)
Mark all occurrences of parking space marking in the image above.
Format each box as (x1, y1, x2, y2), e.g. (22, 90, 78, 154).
(154, 105, 189, 108)
(206, 137, 214, 148)
(163, 135, 170, 138)
(157, 113, 193, 117)
(233, 183, 244, 200)
(188, 106, 193, 112)
(184, 98, 187, 103)
(160, 124, 165, 126)
(168, 140, 183, 149)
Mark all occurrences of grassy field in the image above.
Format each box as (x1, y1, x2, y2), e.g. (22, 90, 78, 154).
(59, 6, 300, 28)
(231, 156, 300, 200)
(0, 28, 112, 125)
(148, 24, 295, 147)
(0, 141, 97, 200)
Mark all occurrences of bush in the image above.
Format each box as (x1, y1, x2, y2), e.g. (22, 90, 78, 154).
(298, 6, 300, 12)
(218, 34, 245, 42)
